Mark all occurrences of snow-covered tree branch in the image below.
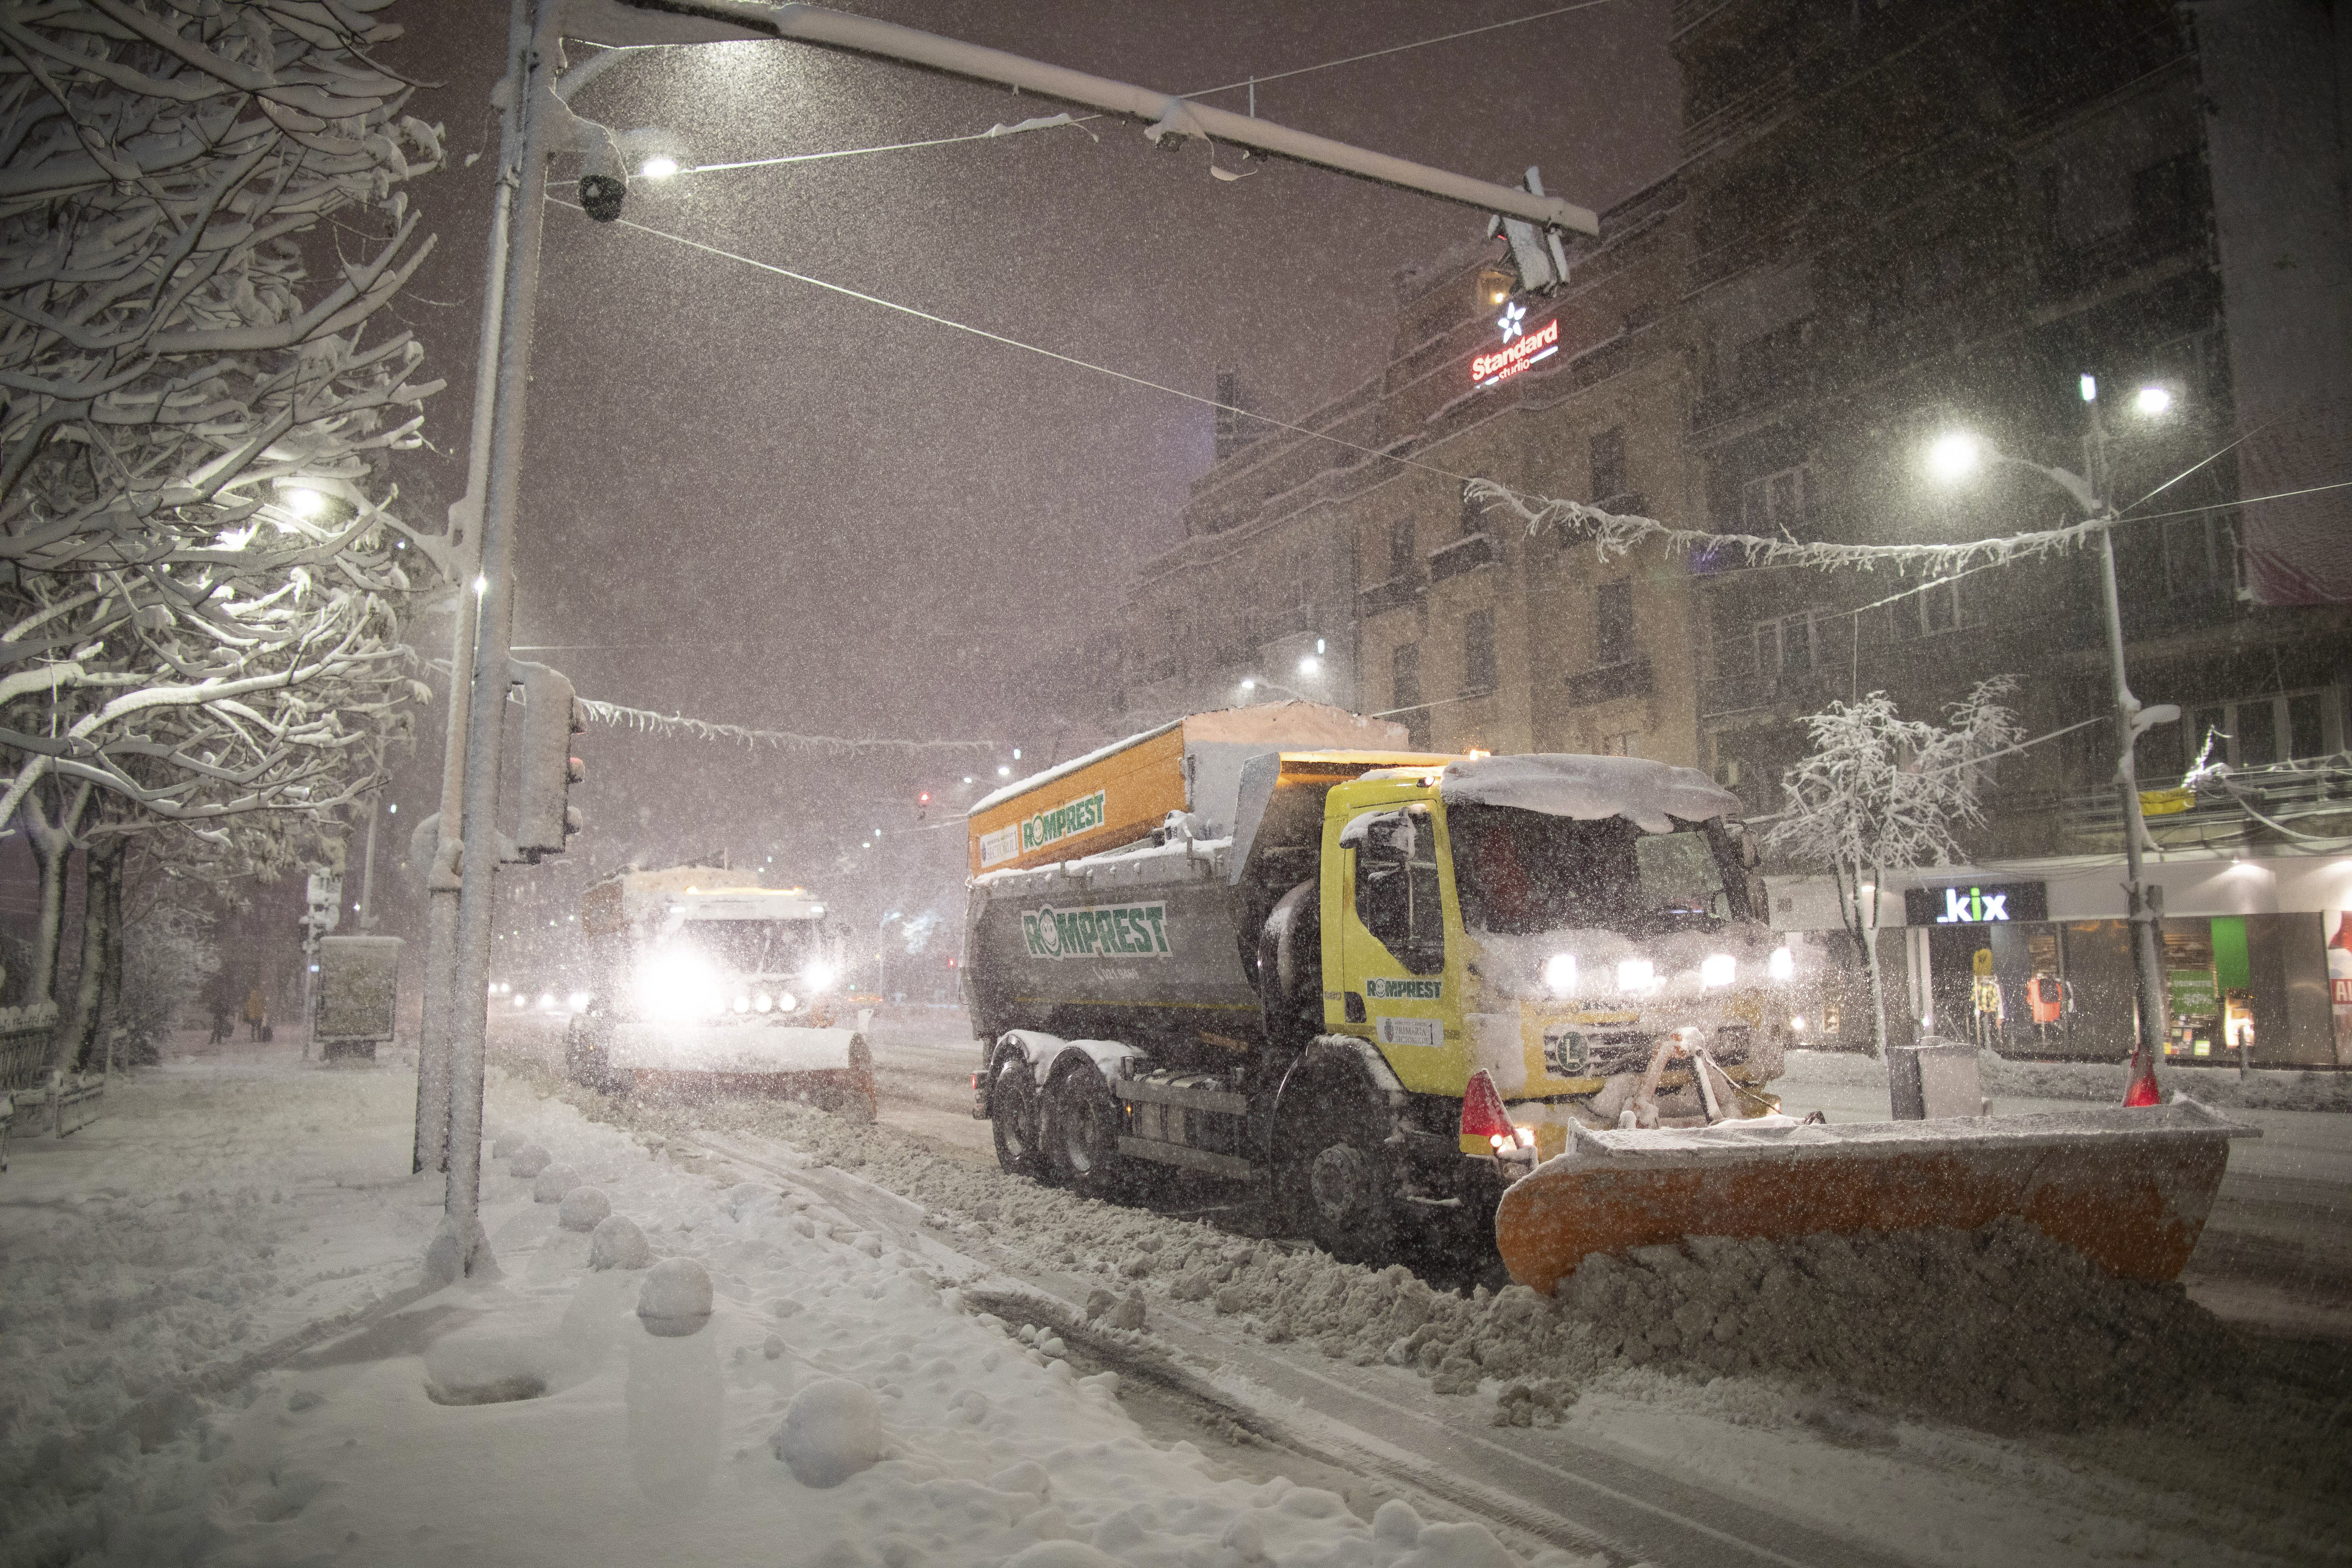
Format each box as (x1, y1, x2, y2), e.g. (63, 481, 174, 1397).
(0, 0, 444, 873)
(1764, 679, 2022, 1058)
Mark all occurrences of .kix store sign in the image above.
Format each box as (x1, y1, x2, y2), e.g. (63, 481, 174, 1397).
(1902, 882, 2049, 926)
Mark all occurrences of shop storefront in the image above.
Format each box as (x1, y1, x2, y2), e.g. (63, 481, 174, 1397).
(1769, 852, 2352, 1068)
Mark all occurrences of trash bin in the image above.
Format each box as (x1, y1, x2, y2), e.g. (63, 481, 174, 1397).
(1886, 1037, 1983, 1120)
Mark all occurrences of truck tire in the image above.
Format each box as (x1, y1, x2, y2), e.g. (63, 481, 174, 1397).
(1283, 1093, 1397, 1265)
(1044, 1063, 1124, 1198)
(990, 1052, 1046, 1178)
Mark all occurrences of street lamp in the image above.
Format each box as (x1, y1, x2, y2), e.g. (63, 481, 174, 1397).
(1926, 380, 2183, 1104)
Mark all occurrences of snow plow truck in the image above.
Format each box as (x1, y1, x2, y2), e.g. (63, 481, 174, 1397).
(964, 702, 2252, 1287)
(565, 864, 873, 1116)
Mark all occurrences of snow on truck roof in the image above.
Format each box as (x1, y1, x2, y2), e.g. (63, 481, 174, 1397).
(1434, 754, 1742, 834)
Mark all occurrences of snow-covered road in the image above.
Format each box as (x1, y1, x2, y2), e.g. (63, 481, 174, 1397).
(4, 1027, 2345, 1568)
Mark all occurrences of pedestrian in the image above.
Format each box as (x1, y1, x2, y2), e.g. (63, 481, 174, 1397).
(244, 985, 267, 1042)
(208, 992, 233, 1045)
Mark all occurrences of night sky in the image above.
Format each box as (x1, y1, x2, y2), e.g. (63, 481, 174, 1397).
(374, 0, 1676, 957)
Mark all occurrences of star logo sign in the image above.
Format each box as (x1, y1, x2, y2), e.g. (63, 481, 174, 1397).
(1497, 301, 1527, 342)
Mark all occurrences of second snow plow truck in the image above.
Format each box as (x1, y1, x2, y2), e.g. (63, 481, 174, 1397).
(566, 864, 873, 1116)
(965, 702, 2250, 1287)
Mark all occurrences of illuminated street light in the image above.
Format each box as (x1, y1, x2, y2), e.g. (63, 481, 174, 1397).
(1925, 431, 1980, 481)
(639, 155, 679, 178)
(1240, 677, 1257, 691)
(997, 765, 1011, 777)
(284, 486, 327, 517)
(2134, 384, 2173, 417)
(1297, 656, 1321, 676)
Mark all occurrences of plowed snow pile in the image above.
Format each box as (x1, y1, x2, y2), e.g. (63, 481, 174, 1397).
(541, 1065, 2298, 1450)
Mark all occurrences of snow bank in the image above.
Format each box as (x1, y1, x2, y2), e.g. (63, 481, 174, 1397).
(770, 1378, 888, 1486)
(558, 1185, 611, 1231)
(588, 1212, 651, 1268)
(636, 1255, 713, 1332)
(1784, 1047, 2351, 1113)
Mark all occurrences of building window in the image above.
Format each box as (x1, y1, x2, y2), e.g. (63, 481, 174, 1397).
(1603, 731, 1640, 757)
(1388, 518, 1416, 582)
(1391, 643, 1422, 715)
(1752, 609, 1824, 674)
(1741, 464, 1811, 531)
(1590, 426, 1627, 502)
(1463, 611, 1496, 696)
(1476, 268, 1514, 310)
(1595, 580, 1635, 653)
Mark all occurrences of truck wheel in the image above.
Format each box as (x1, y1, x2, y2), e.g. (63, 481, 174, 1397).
(1287, 1103, 1396, 1265)
(990, 1055, 1046, 1178)
(1045, 1066, 1124, 1198)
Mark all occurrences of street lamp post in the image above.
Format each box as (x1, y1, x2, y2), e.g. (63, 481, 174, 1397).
(1929, 383, 2179, 1104)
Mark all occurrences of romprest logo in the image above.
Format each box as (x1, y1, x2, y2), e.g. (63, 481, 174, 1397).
(1022, 902, 1170, 961)
(1020, 789, 1107, 856)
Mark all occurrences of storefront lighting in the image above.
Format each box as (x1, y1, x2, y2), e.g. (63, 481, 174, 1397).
(1700, 953, 1736, 988)
(1769, 946, 1795, 980)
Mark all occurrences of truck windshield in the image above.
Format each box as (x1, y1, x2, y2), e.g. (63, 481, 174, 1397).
(675, 919, 814, 975)
(1447, 804, 1744, 935)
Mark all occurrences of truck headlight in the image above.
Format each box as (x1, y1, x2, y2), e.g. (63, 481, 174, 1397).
(803, 960, 835, 994)
(1700, 954, 1736, 989)
(776, 992, 797, 1013)
(732, 994, 750, 1014)
(1769, 946, 1795, 981)
(1542, 953, 1577, 996)
(1617, 958, 1654, 993)
(753, 992, 774, 1013)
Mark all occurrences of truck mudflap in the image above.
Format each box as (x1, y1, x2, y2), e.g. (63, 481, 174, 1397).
(1493, 1099, 2256, 1296)
(607, 1024, 874, 1117)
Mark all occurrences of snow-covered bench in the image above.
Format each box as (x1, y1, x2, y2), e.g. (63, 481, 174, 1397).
(0, 1002, 102, 1169)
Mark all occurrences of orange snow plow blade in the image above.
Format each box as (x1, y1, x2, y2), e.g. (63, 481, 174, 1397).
(1494, 1100, 2256, 1295)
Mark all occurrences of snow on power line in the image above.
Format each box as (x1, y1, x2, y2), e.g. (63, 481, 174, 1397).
(575, 699, 993, 753)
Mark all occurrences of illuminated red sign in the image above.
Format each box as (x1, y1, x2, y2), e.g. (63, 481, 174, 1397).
(1472, 317, 1559, 386)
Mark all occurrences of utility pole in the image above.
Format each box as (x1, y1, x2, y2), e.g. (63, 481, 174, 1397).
(2082, 387, 2170, 1105)
(426, 0, 554, 1282)
(414, 1, 522, 1178)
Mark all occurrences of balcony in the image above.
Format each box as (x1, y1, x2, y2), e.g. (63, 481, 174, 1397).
(1358, 574, 1423, 618)
(1562, 657, 1653, 707)
(2059, 757, 2352, 850)
(1428, 533, 1497, 585)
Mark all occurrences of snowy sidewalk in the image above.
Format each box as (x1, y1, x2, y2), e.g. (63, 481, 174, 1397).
(2, 1055, 1594, 1568)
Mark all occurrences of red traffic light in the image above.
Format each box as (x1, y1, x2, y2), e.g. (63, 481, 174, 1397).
(917, 791, 932, 805)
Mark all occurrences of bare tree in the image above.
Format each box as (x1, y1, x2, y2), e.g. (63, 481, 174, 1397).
(1765, 679, 2022, 1058)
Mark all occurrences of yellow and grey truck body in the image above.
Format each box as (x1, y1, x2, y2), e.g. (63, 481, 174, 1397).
(962, 703, 1802, 1261)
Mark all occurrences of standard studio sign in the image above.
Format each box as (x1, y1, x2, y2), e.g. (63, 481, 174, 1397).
(1903, 882, 2049, 926)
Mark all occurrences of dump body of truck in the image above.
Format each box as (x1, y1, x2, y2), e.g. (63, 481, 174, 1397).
(565, 866, 871, 1115)
(316, 936, 401, 1061)
(965, 706, 2250, 1288)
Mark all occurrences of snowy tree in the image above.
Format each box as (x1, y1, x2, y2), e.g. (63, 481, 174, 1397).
(1765, 679, 2023, 1057)
(0, 1, 446, 1030)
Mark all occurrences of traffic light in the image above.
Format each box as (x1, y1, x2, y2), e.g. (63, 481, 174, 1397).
(511, 661, 586, 861)
(916, 790, 932, 821)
